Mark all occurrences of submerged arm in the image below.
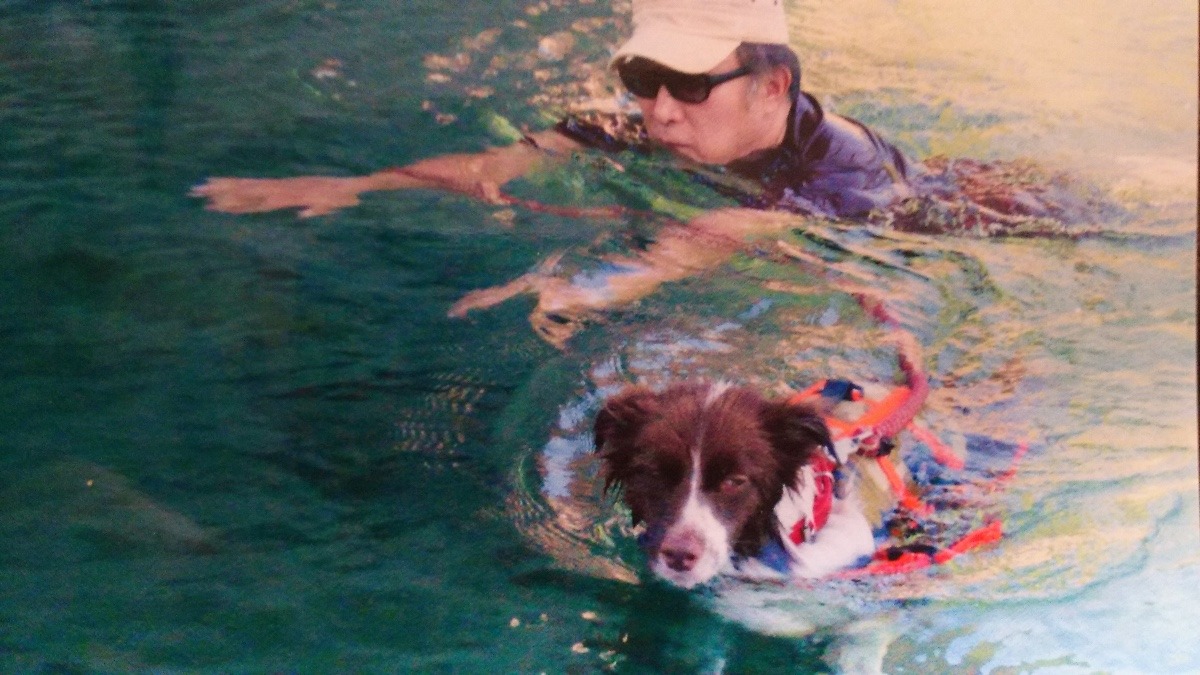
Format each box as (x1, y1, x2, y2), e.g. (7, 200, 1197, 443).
(451, 207, 802, 347)
(190, 129, 582, 217)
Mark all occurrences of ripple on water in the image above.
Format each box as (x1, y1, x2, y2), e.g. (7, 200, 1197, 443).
(506, 191, 1195, 671)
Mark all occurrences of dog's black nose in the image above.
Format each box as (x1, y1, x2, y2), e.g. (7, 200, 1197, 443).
(661, 544, 699, 572)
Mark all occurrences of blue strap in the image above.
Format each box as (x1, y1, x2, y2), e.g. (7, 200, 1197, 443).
(820, 379, 863, 401)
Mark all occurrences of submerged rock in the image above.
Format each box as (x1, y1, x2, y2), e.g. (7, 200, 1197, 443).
(0, 458, 215, 561)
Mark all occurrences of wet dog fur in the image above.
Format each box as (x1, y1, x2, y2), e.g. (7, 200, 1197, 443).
(593, 381, 851, 588)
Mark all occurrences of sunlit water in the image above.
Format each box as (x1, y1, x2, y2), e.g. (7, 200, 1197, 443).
(1, 0, 1195, 672)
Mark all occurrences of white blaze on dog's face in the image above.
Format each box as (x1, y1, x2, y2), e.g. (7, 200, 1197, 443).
(594, 382, 828, 589)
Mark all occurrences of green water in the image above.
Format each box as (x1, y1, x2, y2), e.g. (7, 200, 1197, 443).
(1, 0, 1196, 672)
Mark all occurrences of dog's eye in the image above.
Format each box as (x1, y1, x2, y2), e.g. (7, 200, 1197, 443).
(719, 474, 750, 495)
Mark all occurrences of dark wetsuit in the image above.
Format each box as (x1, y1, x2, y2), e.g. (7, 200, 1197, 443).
(555, 91, 913, 219)
(554, 93, 1104, 234)
(725, 92, 913, 218)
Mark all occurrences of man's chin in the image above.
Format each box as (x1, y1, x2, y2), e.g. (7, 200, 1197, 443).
(650, 138, 697, 161)
(666, 145, 703, 163)
(660, 143, 728, 166)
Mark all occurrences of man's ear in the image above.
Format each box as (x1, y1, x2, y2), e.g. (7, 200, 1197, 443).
(760, 64, 793, 101)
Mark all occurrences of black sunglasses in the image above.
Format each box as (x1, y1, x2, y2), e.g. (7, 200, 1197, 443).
(616, 57, 753, 104)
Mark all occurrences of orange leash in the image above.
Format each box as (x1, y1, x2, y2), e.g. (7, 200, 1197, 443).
(843, 520, 1005, 578)
(909, 422, 966, 470)
(785, 301, 1019, 578)
(875, 455, 930, 516)
(933, 520, 1004, 564)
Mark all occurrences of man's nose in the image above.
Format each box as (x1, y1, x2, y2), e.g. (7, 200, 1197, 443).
(648, 85, 684, 124)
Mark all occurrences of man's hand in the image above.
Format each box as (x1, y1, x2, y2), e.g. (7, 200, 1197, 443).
(452, 272, 597, 350)
(190, 176, 375, 218)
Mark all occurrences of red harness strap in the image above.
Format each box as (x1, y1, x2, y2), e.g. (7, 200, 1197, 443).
(783, 356, 934, 547)
(787, 450, 838, 545)
(786, 341, 1021, 577)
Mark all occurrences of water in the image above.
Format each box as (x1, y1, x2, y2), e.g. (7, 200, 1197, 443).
(1, 0, 1195, 672)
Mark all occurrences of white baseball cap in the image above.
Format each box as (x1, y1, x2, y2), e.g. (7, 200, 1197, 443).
(611, 0, 791, 74)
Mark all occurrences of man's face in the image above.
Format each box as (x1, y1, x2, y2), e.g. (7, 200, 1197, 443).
(632, 52, 781, 166)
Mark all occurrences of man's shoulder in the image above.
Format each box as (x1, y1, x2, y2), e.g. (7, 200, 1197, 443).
(760, 91, 913, 216)
(789, 92, 892, 167)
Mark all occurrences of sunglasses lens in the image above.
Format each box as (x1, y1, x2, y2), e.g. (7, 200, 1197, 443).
(618, 60, 710, 103)
(666, 78, 708, 104)
(618, 67, 660, 99)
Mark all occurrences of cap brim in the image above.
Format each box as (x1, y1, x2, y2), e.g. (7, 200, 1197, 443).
(609, 26, 740, 74)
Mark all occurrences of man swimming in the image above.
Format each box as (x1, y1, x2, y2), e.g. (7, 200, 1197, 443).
(193, 0, 909, 219)
(191, 0, 1090, 346)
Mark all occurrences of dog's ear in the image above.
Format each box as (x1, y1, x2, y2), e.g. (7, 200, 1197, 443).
(593, 386, 660, 453)
(759, 400, 831, 471)
(593, 386, 661, 501)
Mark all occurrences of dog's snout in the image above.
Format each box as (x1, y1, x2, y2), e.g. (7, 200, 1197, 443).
(660, 531, 704, 572)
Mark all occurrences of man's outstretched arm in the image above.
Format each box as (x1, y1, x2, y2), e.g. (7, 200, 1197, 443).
(190, 129, 583, 217)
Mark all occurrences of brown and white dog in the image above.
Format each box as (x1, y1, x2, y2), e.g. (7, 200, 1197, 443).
(594, 381, 897, 588)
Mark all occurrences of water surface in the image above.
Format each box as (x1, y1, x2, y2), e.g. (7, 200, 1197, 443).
(1, 0, 1196, 672)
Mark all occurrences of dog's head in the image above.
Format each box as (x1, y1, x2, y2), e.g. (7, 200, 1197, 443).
(593, 382, 830, 588)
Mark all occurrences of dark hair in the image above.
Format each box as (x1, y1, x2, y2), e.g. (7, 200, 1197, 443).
(736, 42, 801, 98)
